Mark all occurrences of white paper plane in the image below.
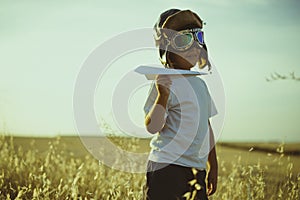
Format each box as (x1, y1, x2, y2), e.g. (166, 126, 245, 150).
(134, 65, 207, 80)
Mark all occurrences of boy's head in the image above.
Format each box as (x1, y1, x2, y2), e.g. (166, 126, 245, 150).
(154, 9, 210, 70)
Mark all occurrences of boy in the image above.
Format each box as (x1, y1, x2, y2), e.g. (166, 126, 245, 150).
(144, 9, 218, 200)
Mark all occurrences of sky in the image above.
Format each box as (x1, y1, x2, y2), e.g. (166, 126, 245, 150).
(0, 0, 300, 142)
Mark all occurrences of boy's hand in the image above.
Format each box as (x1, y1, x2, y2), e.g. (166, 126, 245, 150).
(207, 168, 218, 196)
(155, 75, 172, 97)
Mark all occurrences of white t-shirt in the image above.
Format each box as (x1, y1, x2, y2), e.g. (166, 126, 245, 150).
(144, 75, 217, 170)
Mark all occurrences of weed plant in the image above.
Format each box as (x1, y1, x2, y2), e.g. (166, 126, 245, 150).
(0, 135, 299, 199)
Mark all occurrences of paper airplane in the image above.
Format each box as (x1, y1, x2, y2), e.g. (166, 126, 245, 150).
(134, 65, 207, 80)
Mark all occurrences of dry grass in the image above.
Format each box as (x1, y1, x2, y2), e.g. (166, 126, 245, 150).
(0, 135, 299, 199)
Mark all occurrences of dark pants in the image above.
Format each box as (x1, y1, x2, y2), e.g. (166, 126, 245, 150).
(146, 161, 208, 200)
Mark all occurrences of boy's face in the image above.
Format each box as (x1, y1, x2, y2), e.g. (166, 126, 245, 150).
(164, 27, 206, 70)
(167, 43, 201, 70)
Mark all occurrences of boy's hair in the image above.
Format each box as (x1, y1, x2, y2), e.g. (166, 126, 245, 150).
(153, 9, 211, 69)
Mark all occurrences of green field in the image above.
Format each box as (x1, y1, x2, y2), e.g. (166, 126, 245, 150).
(1, 135, 299, 199)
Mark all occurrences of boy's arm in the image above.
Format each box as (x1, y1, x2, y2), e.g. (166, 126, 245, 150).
(145, 75, 171, 134)
(207, 120, 218, 196)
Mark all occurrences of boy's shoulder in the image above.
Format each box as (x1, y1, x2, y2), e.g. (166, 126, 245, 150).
(187, 76, 210, 95)
(188, 76, 207, 86)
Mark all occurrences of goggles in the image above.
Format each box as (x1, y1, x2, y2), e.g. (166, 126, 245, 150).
(168, 28, 204, 51)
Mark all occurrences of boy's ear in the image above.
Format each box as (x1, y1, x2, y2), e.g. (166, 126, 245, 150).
(198, 58, 207, 69)
(198, 47, 211, 70)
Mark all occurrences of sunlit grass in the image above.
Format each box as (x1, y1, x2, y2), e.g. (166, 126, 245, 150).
(0, 135, 299, 199)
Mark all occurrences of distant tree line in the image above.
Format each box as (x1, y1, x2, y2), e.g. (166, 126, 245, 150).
(266, 71, 300, 82)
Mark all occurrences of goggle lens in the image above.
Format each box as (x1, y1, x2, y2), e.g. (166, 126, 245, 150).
(174, 34, 193, 49)
(195, 31, 204, 44)
(171, 29, 204, 51)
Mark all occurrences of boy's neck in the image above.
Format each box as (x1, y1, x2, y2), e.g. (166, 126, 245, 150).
(169, 64, 192, 70)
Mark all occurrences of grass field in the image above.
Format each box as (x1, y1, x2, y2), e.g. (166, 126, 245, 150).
(0, 135, 299, 199)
